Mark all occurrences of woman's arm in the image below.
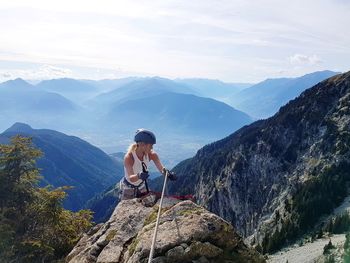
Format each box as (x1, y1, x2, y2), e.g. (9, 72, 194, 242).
(150, 151, 177, 180)
(149, 152, 165, 174)
(124, 153, 139, 183)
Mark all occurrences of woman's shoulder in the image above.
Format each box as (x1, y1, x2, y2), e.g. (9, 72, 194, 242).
(148, 151, 159, 161)
(124, 152, 134, 162)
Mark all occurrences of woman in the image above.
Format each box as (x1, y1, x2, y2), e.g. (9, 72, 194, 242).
(120, 128, 176, 200)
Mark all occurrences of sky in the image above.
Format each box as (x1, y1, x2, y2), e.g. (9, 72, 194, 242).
(0, 0, 349, 83)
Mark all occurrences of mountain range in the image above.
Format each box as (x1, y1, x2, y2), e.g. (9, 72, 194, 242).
(104, 91, 253, 137)
(229, 70, 339, 119)
(175, 78, 252, 102)
(2, 69, 349, 260)
(0, 70, 342, 170)
(0, 78, 85, 133)
(0, 76, 255, 165)
(0, 123, 123, 211)
(0, 78, 77, 111)
(37, 78, 100, 103)
(157, 71, 350, 252)
(87, 77, 198, 110)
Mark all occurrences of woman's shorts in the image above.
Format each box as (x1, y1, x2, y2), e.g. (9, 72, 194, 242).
(119, 179, 147, 200)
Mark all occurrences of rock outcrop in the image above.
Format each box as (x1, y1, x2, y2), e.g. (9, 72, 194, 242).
(67, 197, 265, 263)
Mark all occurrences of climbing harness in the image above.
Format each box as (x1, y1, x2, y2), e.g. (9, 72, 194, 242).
(142, 161, 150, 194)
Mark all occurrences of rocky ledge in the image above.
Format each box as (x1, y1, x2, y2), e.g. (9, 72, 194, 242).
(66, 197, 265, 263)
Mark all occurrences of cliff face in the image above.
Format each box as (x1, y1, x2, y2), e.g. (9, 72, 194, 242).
(167, 72, 350, 246)
(67, 198, 265, 263)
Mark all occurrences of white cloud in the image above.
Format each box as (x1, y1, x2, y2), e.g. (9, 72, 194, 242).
(0, 0, 349, 82)
(0, 65, 72, 81)
(289, 54, 323, 65)
(36, 65, 72, 78)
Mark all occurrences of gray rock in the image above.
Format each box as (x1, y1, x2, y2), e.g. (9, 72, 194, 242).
(67, 198, 265, 263)
(165, 245, 185, 262)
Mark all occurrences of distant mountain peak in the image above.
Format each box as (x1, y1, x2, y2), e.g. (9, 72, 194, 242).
(1, 78, 32, 88)
(303, 69, 341, 76)
(4, 122, 33, 133)
(41, 77, 75, 82)
(10, 78, 28, 84)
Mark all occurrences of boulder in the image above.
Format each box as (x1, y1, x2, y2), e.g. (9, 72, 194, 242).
(66, 197, 265, 263)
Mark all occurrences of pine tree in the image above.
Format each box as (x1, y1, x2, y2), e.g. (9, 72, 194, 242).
(0, 136, 41, 259)
(0, 136, 93, 262)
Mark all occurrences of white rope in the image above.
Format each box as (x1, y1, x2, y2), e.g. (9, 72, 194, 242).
(147, 170, 169, 263)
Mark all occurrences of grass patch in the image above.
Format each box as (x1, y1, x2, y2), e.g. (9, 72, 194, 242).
(143, 206, 170, 226)
(105, 230, 117, 242)
(128, 237, 140, 256)
(177, 208, 204, 217)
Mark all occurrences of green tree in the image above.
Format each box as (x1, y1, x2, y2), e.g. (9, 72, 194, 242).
(323, 239, 335, 255)
(0, 136, 93, 262)
(0, 136, 41, 260)
(0, 136, 41, 211)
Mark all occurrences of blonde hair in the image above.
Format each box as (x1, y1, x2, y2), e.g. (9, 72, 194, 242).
(126, 142, 154, 156)
(127, 143, 138, 155)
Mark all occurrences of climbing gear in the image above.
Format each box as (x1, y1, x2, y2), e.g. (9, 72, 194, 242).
(140, 193, 157, 207)
(162, 168, 177, 181)
(138, 171, 149, 181)
(120, 160, 150, 200)
(121, 178, 146, 199)
(142, 161, 150, 193)
(148, 169, 169, 263)
(168, 171, 177, 181)
(134, 128, 156, 144)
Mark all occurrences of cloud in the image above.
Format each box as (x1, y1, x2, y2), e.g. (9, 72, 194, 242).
(35, 65, 72, 78)
(0, 65, 72, 81)
(289, 54, 323, 65)
(0, 0, 349, 82)
(1, 73, 11, 78)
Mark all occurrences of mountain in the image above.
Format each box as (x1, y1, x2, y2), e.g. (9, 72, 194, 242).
(87, 77, 198, 112)
(67, 198, 265, 263)
(84, 184, 118, 223)
(162, 71, 350, 252)
(229, 70, 339, 119)
(0, 78, 81, 132)
(0, 78, 77, 112)
(0, 123, 123, 211)
(175, 78, 253, 102)
(109, 152, 124, 167)
(81, 77, 141, 93)
(0, 77, 253, 170)
(105, 91, 253, 138)
(36, 78, 100, 102)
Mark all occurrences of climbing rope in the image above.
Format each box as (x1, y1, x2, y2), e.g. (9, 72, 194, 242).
(147, 170, 169, 263)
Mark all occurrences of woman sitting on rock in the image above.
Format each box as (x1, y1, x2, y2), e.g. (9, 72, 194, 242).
(120, 128, 176, 200)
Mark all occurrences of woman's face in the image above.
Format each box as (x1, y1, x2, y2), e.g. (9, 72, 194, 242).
(145, 143, 153, 153)
(140, 143, 153, 153)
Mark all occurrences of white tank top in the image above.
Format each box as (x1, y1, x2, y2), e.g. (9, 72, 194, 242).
(124, 151, 150, 186)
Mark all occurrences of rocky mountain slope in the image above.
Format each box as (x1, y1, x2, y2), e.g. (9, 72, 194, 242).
(164, 71, 350, 252)
(67, 198, 265, 263)
(267, 234, 346, 263)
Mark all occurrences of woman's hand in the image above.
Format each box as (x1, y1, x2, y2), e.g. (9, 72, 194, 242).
(162, 168, 177, 181)
(138, 171, 149, 181)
